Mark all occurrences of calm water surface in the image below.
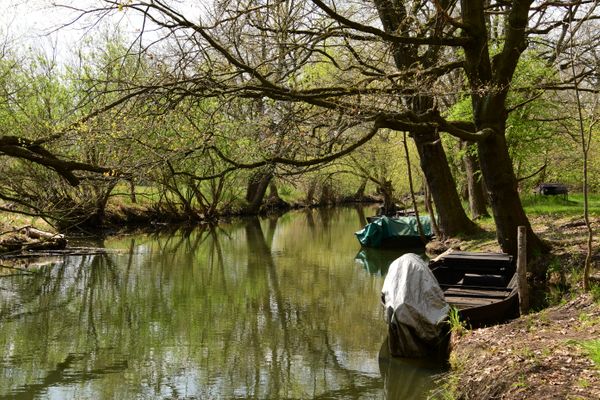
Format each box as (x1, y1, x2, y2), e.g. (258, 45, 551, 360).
(0, 207, 444, 399)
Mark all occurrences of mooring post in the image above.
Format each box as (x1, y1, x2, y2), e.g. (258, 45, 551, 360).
(517, 226, 529, 315)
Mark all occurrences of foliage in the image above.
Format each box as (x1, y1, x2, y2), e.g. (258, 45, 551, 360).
(445, 48, 598, 193)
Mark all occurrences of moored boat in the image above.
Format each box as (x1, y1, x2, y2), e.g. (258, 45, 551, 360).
(429, 251, 519, 328)
(355, 215, 433, 248)
(381, 251, 519, 357)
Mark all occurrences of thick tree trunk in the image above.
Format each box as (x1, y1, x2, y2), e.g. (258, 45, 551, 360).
(462, 140, 489, 219)
(413, 130, 479, 238)
(353, 178, 368, 201)
(460, 0, 547, 263)
(373, 0, 477, 239)
(262, 181, 290, 212)
(477, 129, 547, 262)
(379, 179, 396, 215)
(268, 182, 280, 200)
(245, 169, 273, 214)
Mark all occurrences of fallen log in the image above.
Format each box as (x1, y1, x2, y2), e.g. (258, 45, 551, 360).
(0, 226, 68, 253)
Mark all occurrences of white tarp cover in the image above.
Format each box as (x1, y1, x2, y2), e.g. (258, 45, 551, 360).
(381, 253, 449, 357)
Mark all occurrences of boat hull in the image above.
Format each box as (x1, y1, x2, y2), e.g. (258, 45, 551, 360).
(355, 215, 433, 248)
(430, 252, 519, 329)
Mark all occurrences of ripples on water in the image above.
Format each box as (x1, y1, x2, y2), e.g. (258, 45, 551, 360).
(0, 207, 445, 399)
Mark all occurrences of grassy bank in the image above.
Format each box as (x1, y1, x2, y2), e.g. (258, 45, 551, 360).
(522, 193, 600, 217)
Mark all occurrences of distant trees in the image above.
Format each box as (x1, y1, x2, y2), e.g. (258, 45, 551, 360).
(1, 1, 598, 260)
(69, 0, 575, 256)
(0, 45, 113, 226)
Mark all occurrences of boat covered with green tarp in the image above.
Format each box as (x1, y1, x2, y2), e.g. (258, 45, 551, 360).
(355, 215, 433, 248)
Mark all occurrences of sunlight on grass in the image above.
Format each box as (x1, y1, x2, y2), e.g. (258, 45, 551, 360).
(521, 193, 600, 217)
(579, 339, 600, 368)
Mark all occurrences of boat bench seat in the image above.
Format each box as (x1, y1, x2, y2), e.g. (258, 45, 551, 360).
(436, 252, 515, 279)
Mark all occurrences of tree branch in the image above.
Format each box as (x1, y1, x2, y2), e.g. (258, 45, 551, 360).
(310, 0, 470, 46)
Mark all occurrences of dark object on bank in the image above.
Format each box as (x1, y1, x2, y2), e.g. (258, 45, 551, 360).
(372, 204, 416, 219)
(536, 183, 568, 197)
(355, 216, 433, 248)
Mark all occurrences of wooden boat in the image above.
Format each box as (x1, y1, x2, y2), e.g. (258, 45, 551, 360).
(380, 251, 519, 357)
(355, 215, 433, 249)
(429, 251, 519, 328)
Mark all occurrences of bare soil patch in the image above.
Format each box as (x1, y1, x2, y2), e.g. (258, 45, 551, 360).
(447, 294, 600, 399)
(441, 214, 600, 400)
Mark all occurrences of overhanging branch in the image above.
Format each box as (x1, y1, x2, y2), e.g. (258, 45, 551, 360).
(209, 121, 382, 169)
(310, 0, 471, 47)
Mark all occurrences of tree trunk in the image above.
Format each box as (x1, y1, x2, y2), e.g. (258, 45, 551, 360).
(373, 0, 478, 239)
(462, 140, 489, 219)
(305, 180, 317, 206)
(268, 182, 280, 200)
(379, 179, 396, 215)
(413, 130, 479, 238)
(460, 0, 547, 263)
(245, 169, 273, 214)
(129, 179, 137, 204)
(403, 132, 426, 242)
(477, 129, 547, 262)
(319, 181, 335, 205)
(353, 178, 368, 201)
(423, 180, 441, 238)
(262, 181, 290, 212)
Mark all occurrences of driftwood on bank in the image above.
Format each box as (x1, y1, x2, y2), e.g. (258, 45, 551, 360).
(0, 226, 67, 253)
(0, 247, 126, 260)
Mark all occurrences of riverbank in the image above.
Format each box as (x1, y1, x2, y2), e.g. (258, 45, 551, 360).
(0, 199, 377, 254)
(437, 293, 600, 399)
(433, 214, 600, 399)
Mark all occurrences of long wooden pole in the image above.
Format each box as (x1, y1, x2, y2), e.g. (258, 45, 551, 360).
(517, 226, 529, 315)
(402, 132, 425, 243)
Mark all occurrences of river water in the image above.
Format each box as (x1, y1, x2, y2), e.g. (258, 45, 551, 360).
(0, 207, 445, 399)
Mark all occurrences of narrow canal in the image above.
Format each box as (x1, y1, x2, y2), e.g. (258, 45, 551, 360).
(0, 207, 445, 399)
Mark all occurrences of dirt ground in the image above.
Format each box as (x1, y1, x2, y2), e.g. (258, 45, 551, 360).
(446, 294, 599, 399)
(442, 215, 600, 400)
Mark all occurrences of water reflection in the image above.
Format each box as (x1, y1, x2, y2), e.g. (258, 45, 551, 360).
(0, 207, 442, 399)
(379, 338, 446, 400)
(355, 247, 430, 275)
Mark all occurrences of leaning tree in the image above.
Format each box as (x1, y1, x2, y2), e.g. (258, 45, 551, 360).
(66, 0, 600, 259)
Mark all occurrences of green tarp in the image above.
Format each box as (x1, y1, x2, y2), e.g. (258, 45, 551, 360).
(355, 216, 433, 248)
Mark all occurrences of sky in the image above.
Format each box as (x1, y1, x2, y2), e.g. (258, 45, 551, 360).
(0, 0, 155, 61)
(0, 0, 210, 62)
(1, 1, 93, 51)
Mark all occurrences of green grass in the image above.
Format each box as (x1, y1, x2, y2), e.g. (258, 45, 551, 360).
(591, 283, 600, 304)
(578, 339, 600, 368)
(0, 212, 53, 233)
(447, 306, 468, 336)
(521, 193, 600, 217)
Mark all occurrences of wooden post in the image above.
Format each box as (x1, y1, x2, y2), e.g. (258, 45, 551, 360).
(517, 226, 529, 315)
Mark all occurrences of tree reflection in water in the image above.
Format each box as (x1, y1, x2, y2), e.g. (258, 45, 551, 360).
(0, 207, 443, 399)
